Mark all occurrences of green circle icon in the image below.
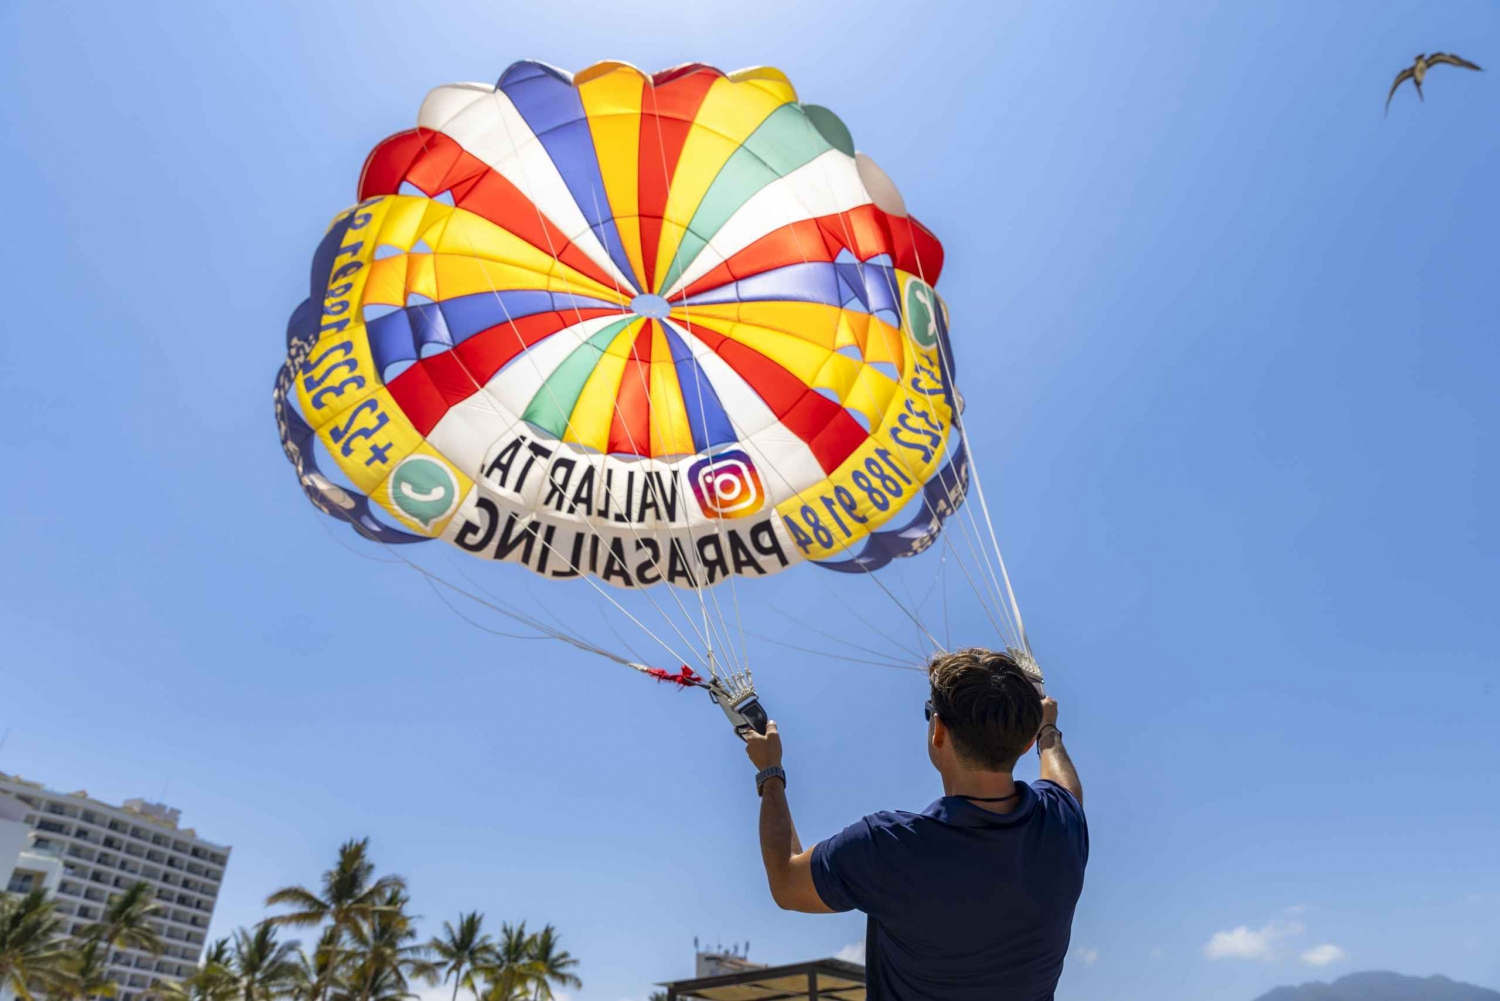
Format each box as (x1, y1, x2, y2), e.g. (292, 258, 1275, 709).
(390, 455, 459, 529)
(904, 278, 945, 349)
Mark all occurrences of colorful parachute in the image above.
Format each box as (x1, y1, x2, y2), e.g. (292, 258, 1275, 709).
(274, 61, 975, 596)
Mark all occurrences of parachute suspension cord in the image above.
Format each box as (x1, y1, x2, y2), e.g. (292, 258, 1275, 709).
(814, 576, 934, 664)
(379, 540, 693, 670)
(745, 630, 925, 672)
(309, 506, 404, 565)
(419, 574, 556, 642)
(941, 551, 953, 650)
(938, 508, 1010, 642)
(912, 548, 949, 622)
(766, 601, 926, 668)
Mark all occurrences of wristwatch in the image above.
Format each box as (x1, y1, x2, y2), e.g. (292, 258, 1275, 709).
(755, 765, 787, 796)
(1036, 724, 1061, 756)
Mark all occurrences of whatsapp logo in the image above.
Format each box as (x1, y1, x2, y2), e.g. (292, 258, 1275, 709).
(903, 278, 946, 349)
(390, 455, 459, 529)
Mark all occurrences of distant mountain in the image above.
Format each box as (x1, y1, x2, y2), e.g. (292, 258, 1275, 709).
(1255, 971, 1500, 1001)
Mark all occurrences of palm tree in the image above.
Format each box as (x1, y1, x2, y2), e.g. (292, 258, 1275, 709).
(335, 966, 412, 1001)
(428, 913, 496, 1001)
(144, 940, 237, 1001)
(232, 925, 301, 1001)
(0, 890, 69, 1001)
(525, 927, 578, 1001)
(476, 925, 540, 1001)
(264, 840, 405, 1001)
(53, 939, 118, 1001)
(83, 881, 164, 956)
(285, 929, 343, 1001)
(338, 890, 435, 1001)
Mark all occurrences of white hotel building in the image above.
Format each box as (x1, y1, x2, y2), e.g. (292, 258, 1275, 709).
(1, 772, 231, 1001)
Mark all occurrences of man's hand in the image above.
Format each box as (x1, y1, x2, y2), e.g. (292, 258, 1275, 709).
(745, 720, 783, 771)
(1041, 696, 1059, 729)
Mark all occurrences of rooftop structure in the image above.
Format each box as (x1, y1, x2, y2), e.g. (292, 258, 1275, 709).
(694, 941, 763, 978)
(0, 771, 231, 1001)
(660, 957, 867, 1001)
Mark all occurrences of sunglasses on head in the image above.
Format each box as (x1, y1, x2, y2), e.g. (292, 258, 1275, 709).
(925, 699, 941, 723)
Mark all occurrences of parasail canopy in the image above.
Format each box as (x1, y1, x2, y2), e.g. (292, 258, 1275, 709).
(275, 60, 1035, 689)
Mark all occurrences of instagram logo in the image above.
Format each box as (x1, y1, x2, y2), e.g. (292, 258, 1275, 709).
(689, 450, 765, 519)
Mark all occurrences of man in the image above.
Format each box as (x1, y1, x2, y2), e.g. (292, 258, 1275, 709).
(746, 648, 1087, 1000)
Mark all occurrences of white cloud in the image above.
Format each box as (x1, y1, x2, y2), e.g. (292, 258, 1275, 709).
(1070, 946, 1099, 966)
(1203, 920, 1304, 961)
(836, 940, 866, 964)
(1301, 944, 1347, 967)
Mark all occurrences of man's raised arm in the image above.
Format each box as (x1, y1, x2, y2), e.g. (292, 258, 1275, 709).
(746, 722, 832, 914)
(1037, 697, 1083, 806)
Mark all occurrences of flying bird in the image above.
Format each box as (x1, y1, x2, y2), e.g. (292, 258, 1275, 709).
(1386, 53, 1483, 115)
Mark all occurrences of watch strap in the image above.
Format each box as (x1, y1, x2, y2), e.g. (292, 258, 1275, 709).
(1036, 724, 1062, 756)
(755, 765, 786, 796)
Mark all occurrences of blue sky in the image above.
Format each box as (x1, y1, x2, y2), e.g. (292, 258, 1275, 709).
(1, 2, 1496, 1000)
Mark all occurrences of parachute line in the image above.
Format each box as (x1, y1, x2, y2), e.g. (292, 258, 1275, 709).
(767, 602, 925, 667)
(745, 631, 924, 672)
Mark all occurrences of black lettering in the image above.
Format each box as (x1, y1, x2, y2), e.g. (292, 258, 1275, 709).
(726, 530, 764, 576)
(638, 471, 661, 523)
(542, 456, 576, 511)
(655, 471, 681, 523)
(695, 534, 729, 585)
(536, 523, 556, 575)
(551, 531, 584, 578)
(613, 469, 635, 523)
(483, 439, 523, 489)
(666, 538, 698, 587)
(567, 465, 597, 516)
(455, 497, 498, 551)
(598, 467, 615, 520)
(600, 537, 633, 587)
(635, 537, 663, 585)
(514, 441, 554, 493)
(492, 513, 538, 563)
(749, 519, 790, 568)
(588, 534, 600, 575)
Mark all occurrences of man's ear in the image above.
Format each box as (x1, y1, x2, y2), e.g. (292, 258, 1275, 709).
(1021, 737, 1036, 756)
(931, 716, 947, 749)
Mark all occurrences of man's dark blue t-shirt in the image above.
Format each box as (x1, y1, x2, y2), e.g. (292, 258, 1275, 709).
(811, 780, 1088, 1000)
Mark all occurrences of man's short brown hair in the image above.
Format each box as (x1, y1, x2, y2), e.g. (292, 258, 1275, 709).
(927, 648, 1043, 770)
